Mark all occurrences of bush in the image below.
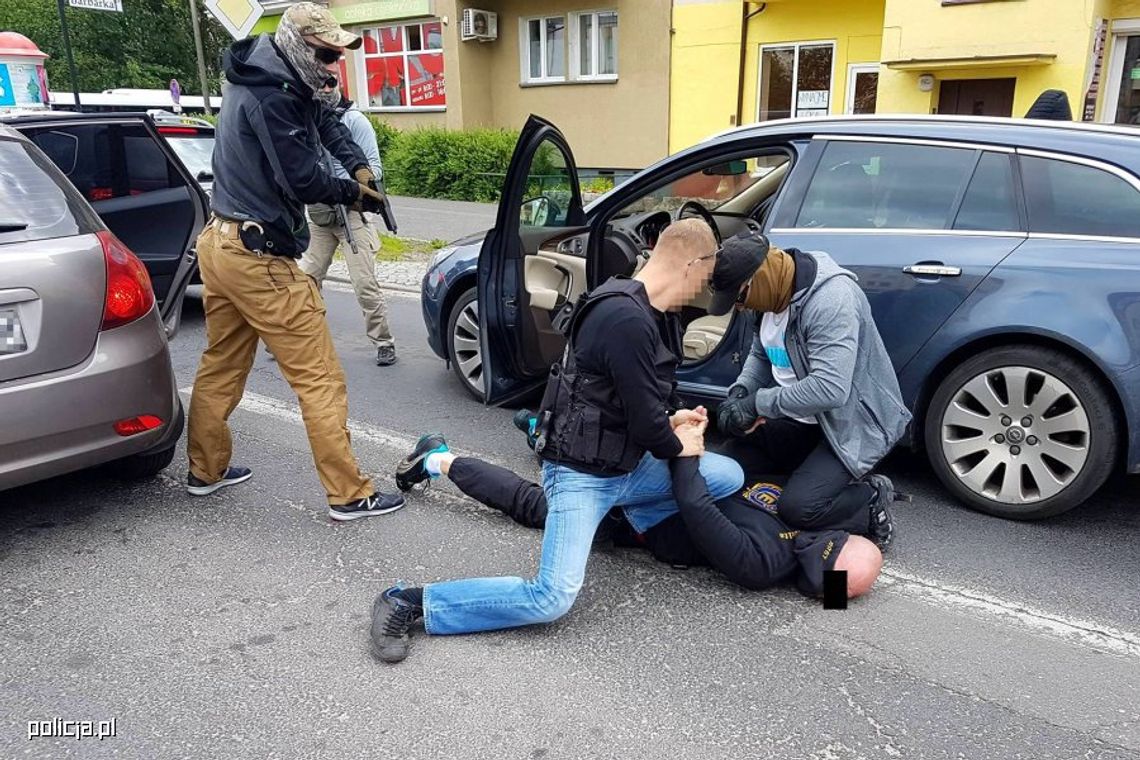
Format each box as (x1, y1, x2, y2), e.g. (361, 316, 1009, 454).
(382, 127, 520, 202)
(368, 116, 400, 165)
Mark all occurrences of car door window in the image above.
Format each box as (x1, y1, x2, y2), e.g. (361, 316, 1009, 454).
(615, 154, 791, 217)
(796, 140, 977, 229)
(953, 152, 1020, 232)
(1020, 155, 1140, 238)
(520, 138, 576, 228)
(26, 123, 183, 204)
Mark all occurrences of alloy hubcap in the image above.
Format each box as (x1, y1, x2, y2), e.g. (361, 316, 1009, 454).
(452, 301, 482, 392)
(940, 366, 1090, 505)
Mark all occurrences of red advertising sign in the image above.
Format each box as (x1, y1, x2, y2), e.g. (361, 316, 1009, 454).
(407, 52, 445, 106)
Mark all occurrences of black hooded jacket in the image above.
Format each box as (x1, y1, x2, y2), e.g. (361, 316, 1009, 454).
(210, 35, 367, 256)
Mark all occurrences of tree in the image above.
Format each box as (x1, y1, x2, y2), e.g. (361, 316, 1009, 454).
(0, 0, 229, 95)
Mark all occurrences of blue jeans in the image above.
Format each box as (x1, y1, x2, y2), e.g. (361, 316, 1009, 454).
(423, 451, 744, 635)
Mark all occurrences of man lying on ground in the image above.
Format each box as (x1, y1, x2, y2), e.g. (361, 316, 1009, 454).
(372, 430, 885, 660)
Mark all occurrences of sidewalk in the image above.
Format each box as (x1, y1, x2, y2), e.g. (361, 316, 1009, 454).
(326, 257, 429, 292)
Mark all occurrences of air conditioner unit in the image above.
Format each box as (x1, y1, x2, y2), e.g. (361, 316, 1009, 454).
(461, 8, 498, 41)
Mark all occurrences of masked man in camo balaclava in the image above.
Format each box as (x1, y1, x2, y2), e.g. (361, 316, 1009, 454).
(186, 2, 408, 520)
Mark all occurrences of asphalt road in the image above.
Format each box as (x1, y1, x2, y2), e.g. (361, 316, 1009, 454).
(388, 196, 496, 243)
(2, 284, 1139, 759)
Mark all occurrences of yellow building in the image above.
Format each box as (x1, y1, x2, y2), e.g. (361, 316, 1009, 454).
(671, 0, 1140, 154)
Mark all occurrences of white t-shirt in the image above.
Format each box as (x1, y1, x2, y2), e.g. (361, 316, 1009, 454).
(759, 309, 817, 425)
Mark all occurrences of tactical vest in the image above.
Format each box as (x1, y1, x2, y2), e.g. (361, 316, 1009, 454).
(534, 278, 678, 475)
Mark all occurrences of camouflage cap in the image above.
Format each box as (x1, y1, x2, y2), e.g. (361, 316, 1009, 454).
(283, 2, 362, 50)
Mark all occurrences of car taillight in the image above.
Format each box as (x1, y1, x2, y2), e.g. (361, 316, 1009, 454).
(113, 415, 164, 436)
(98, 230, 156, 331)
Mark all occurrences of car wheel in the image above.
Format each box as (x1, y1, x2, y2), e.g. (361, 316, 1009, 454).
(924, 345, 1117, 519)
(109, 442, 178, 481)
(446, 287, 485, 401)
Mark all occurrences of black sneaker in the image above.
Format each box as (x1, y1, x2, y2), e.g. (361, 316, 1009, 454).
(371, 586, 422, 663)
(328, 492, 405, 521)
(865, 474, 907, 553)
(376, 345, 397, 366)
(395, 434, 449, 491)
(187, 466, 252, 496)
(512, 408, 539, 451)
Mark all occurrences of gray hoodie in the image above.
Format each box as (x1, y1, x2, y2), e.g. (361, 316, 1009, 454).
(735, 250, 912, 477)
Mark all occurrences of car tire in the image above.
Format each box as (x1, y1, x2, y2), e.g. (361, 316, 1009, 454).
(924, 345, 1117, 520)
(110, 442, 178, 481)
(446, 287, 485, 401)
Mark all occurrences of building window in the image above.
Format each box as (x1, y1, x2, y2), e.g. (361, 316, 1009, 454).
(523, 16, 567, 83)
(571, 11, 618, 80)
(522, 11, 618, 84)
(758, 42, 835, 121)
(359, 19, 446, 110)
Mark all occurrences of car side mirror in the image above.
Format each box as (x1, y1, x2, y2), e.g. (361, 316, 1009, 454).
(521, 196, 550, 227)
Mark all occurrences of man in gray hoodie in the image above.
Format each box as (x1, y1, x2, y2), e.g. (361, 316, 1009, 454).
(709, 234, 912, 551)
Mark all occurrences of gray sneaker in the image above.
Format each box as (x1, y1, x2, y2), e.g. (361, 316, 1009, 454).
(376, 345, 397, 366)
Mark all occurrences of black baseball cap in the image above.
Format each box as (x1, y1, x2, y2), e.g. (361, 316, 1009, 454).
(707, 231, 770, 316)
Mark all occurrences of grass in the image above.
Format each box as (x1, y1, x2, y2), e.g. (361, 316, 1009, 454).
(335, 234, 450, 263)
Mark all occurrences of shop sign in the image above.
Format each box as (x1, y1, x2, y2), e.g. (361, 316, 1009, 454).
(333, 0, 431, 25)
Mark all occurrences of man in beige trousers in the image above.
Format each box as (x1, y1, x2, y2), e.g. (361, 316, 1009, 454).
(187, 3, 405, 521)
(300, 95, 398, 366)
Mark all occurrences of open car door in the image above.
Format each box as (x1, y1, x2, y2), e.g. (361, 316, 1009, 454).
(13, 114, 207, 337)
(478, 116, 587, 405)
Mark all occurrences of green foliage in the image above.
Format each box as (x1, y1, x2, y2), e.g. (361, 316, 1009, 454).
(367, 116, 400, 164)
(0, 0, 228, 95)
(382, 126, 520, 202)
(582, 176, 616, 194)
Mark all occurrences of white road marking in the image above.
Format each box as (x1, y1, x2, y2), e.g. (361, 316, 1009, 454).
(177, 388, 504, 469)
(877, 567, 1140, 658)
(179, 386, 1140, 660)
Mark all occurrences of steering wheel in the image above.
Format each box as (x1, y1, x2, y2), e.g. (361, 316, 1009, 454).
(675, 201, 721, 245)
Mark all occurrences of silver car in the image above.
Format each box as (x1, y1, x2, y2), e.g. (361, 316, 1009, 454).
(0, 114, 205, 491)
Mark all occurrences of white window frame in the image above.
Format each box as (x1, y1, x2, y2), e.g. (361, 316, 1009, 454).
(845, 63, 879, 114)
(520, 15, 568, 84)
(569, 10, 619, 82)
(355, 19, 447, 113)
(756, 40, 837, 122)
(1099, 19, 1140, 124)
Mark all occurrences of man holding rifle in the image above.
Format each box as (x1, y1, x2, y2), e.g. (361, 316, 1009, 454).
(301, 94, 401, 366)
(187, 2, 405, 521)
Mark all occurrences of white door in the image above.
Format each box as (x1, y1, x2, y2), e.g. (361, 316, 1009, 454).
(846, 63, 879, 114)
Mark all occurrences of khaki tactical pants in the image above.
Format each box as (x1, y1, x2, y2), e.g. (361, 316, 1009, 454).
(299, 211, 394, 349)
(187, 221, 375, 505)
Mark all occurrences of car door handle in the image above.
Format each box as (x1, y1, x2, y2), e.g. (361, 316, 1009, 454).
(903, 264, 962, 277)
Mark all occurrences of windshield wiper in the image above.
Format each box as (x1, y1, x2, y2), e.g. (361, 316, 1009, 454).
(0, 221, 29, 233)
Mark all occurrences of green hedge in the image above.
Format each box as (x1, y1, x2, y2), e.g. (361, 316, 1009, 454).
(377, 124, 520, 202)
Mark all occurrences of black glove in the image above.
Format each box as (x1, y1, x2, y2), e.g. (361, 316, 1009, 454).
(718, 385, 759, 437)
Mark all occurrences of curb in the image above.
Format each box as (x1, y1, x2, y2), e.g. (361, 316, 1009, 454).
(326, 273, 422, 294)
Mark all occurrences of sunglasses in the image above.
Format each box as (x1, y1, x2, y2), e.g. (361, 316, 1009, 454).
(309, 44, 343, 65)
